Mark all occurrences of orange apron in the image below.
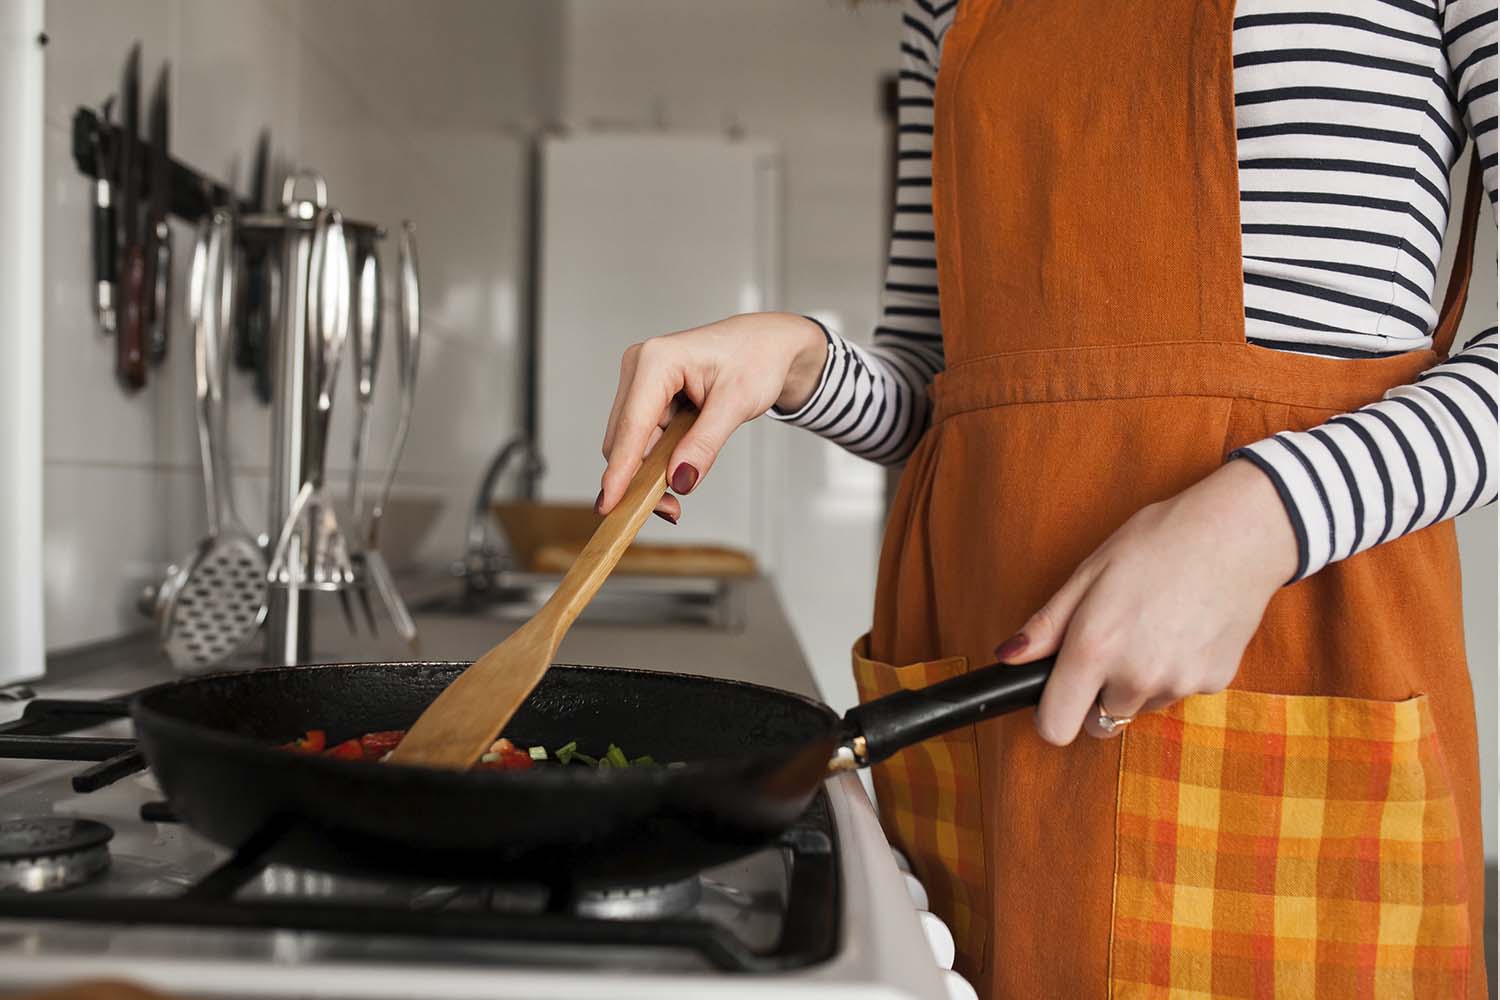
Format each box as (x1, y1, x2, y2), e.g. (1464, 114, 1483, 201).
(853, 1, 1489, 997)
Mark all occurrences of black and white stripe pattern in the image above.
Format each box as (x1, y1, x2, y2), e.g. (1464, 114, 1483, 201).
(1238, 326, 1497, 578)
(773, 0, 1496, 581)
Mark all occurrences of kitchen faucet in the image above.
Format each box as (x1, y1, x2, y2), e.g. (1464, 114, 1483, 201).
(458, 436, 546, 597)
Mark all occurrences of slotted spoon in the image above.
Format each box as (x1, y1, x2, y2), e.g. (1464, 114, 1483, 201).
(154, 210, 267, 670)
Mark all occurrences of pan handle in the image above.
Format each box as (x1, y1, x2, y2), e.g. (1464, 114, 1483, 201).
(836, 658, 1053, 768)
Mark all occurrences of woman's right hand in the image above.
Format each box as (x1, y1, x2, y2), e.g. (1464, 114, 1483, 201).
(597, 312, 828, 521)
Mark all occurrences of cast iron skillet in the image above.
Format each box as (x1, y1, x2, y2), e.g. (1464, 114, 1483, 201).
(131, 658, 1052, 886)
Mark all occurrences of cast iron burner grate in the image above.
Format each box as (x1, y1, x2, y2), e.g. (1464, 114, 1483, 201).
(0, 689, 841, 972)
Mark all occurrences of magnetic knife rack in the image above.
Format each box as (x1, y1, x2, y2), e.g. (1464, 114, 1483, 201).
(71, 107, 382, 240)
(71, 105, 408, 668)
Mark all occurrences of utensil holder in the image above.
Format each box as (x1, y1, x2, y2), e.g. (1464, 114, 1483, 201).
(247, 173, 400, 665)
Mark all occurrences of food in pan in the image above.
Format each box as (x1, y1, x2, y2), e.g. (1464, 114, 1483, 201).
(280, 730, 657, 769)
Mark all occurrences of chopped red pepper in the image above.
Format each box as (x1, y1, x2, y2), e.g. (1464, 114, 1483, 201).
(359, 730, 406, 757)
(324, 738, 365, 761)
(281, 729, 327, 754)
(476, 747, 535, 771)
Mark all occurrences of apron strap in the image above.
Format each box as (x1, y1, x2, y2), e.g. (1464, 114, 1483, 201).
(1432, 151, 1485, 359)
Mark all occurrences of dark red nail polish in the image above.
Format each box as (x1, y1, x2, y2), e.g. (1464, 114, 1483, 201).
(594, 490, 605, 514)
(671, 463, 699, 495)
(994, 633, 1028, 661)
(654, 509, 678, 525)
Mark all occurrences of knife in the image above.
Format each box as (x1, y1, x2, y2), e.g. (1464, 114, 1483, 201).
(236, 129, 273, 403)
(115, 43, 147, 392)
(145, 62, 171, 366)
(91, 97, 117, 336)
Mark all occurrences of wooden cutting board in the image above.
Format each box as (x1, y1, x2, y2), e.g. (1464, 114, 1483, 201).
(493, 502, 757, 578)
(529, 541, 756, 577)
(15, 982, 174, 1000)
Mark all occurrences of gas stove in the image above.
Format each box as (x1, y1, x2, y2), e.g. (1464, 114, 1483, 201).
(0, 685, 973, 999)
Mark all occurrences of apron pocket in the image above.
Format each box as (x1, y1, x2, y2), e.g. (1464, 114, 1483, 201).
(1109, 689, 1471, 999)
(851, 634, 990, 976)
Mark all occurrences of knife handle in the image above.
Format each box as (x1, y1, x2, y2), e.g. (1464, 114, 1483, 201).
(117, 245, 148, 392)
(147, 221, 171, 365)
(93, 179, 116, 335)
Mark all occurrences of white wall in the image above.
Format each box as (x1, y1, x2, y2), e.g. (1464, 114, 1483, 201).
(39, 0, 562, 653)
(559, 0, 903, 713)
(1437, 148, 1499, 862)
(0, 0, 47, 685)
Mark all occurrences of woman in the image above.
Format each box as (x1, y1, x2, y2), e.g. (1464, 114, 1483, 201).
(597, 1, 1497, 995)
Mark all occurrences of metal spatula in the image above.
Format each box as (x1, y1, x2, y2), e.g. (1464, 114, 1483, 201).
(154, 210, 268, 670)
(388, 407, 695, 769)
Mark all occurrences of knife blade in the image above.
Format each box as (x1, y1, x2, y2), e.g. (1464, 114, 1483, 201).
(115, 43, 147, 392)
(145, 62, 171, 366)
(237, 129, 273, 403)
(92, 97, 117, 336)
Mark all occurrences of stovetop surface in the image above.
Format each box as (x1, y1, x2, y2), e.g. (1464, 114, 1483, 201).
(0, 684, 954, 1000)
(0, 690, 834, 970)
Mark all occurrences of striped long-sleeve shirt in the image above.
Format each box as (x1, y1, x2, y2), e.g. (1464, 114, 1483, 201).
(772, 0, 1498, 582)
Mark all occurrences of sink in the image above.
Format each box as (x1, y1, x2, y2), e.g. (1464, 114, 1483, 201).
(415, 571, 746, 630)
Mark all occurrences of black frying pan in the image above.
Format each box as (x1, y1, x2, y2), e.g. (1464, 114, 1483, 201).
(131, 658, 1051, 886)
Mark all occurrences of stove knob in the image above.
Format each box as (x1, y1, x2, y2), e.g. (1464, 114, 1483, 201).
(903, 871, 930, 910)
(918, 909, 956, 970)
(891, 847, 912, 873)
(943, 970, 979, 1000)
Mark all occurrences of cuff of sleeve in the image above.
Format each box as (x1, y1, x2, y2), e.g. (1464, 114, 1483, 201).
(1228, 439, 1327, 584)
(768, 316, 841, 425)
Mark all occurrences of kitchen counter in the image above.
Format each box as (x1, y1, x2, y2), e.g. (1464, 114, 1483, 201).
(33, 574, 821, 702)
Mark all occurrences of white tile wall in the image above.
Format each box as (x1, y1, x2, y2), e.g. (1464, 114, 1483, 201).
(40, 0, 562, 651)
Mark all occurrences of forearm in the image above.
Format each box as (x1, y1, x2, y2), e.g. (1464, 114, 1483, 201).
(769, 319, 940, 465)
(1233, 327, 1498, 580)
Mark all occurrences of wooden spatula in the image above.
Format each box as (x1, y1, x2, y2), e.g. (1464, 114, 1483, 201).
(388, 407, 695, 769)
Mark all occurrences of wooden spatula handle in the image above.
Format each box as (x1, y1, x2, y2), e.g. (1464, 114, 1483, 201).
(386, 406, 696, 769)
(546, 407, 695, 631)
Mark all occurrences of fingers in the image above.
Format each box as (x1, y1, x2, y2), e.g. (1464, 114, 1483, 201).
(1080, 676, 1156, 740)
(1018, 562, 1109, 747)
(1034, 624, 1107, 747)
(601, 343, 643, 463)
(666, 390, 750, 498)
(653, 493, 681, 524)
(994, 556, 1106, 666)
(599, 346, 680, 514)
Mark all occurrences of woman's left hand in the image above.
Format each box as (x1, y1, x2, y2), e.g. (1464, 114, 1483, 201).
(997, 459, 1300, 745)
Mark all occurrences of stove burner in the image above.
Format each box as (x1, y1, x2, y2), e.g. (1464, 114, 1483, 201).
(0, 818, 114, 893)
(574, 876, 703, 920)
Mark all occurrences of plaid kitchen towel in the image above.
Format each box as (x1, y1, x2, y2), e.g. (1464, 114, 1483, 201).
(1110, 689, 1470, 999)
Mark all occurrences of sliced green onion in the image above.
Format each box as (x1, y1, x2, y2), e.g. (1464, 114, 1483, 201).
(479, 752, 500, 763)
(631, 755, 655, 766)
(604, 744, 629, 769)
(667, 761, 688, 769)
(554, 740, 578, 764)
(529, 745, 548, 761)
(572, 751, 598, 766)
